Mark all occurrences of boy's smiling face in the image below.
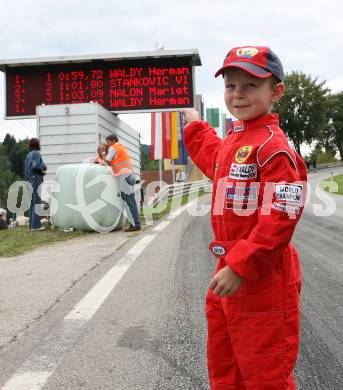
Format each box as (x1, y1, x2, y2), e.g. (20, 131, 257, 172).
(224, 68, 284, 121)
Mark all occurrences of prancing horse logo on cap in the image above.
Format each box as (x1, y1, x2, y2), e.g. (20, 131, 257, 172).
(236, 47, 258, 58)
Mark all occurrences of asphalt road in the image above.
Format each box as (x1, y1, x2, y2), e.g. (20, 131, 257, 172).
(293, 166, 343, 389)
(1, 167, 343, 389)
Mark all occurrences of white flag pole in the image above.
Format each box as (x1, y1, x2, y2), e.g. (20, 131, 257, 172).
(172, 160, 176, 183)
(159, 159, 163, 189)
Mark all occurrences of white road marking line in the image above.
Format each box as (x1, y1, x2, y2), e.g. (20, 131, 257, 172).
(2, 209, 188, 390)
(65, 265, 129, 320)
(168, 204, 189, 219)
(169, 200, 198, 219)
(3, 320, 87, 384)
(152, 220, 170, 231)
(2, 372, 51, 390)
(116, 234, 156, 267)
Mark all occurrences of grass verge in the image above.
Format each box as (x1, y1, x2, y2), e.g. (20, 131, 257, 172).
(0, 226, 91, 258)
(321, 173, 343, 195)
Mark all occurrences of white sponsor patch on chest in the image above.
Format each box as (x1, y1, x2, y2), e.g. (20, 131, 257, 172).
(275, 184, 303, 204)
(229, 163, 257, 180)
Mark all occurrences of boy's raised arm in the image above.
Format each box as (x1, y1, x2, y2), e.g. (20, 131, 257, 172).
(183, 109, 223, 181)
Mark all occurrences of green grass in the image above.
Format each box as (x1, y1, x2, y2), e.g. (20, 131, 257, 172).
(321, 173, 343, 195)
(0, 225, 91, 258)
(0, 189, 211, 258)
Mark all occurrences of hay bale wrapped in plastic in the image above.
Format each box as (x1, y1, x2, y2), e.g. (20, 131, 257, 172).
(51, 163, 124, 232)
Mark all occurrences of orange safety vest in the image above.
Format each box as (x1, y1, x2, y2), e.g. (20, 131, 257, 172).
(110, 143, 133, 176)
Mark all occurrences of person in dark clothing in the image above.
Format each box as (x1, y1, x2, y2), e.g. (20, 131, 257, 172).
(0, 208, 8, 229)
(24, 138, 47, 231)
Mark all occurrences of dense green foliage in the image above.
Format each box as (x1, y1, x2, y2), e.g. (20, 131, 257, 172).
(0, 147, 18, 208)
(275, 71, 329, 156)
(0, 136, 28, 209)
(3, 134, 29, 177)
(320, 92, 343, 161)
(307, 144, 337, 164)
(141, 143, 159, 170)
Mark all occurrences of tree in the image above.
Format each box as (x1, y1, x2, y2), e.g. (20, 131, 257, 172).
(141, 144, 159, 170)
(320, 92, 343, 161)
(307, 143, 337, 164)
(1, 134, 28, 178)
(0, 146, 18, 209)
(8, 139, 29, 178)
(2, 133, 16, 154)
(274, 71, 329, 155)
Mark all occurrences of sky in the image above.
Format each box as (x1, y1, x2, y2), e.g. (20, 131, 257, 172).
(0, 0, 342, 146)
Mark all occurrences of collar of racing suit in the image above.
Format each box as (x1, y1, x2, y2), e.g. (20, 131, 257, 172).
(229, 112, 280, 134)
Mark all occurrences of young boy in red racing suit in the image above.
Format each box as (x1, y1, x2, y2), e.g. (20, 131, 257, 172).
(183, 46, 307, 390)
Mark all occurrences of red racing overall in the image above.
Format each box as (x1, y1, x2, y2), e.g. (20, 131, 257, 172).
(184, 113, 307, 390)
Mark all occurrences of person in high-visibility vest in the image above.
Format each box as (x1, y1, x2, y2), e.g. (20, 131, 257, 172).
(105, 134, 141, 232)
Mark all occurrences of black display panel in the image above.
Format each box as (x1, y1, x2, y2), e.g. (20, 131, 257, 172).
(5, 57, 194, 117)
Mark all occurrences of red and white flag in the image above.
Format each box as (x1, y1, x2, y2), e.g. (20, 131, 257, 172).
(151, 112, 172, 160)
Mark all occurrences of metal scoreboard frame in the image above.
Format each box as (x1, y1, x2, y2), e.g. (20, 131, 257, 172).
(0, 49, 201, 119)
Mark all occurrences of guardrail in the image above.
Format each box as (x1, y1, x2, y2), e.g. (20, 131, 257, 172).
(146, 179, 213, 207)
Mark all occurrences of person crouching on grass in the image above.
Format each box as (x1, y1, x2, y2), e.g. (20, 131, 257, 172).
(183, 46, 307, 389)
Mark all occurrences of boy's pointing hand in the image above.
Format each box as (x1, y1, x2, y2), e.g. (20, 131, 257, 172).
(209, 266, 243, 296)
(182, 109, 200, 127)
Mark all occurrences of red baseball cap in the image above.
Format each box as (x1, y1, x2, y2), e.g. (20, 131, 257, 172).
(215, 46, 284, 81)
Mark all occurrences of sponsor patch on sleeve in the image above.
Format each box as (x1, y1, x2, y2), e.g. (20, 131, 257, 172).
(211, 245, 226, 256)
(275, 184, 303, 205)
(229, 163, 257, 180)
(272, 202, 300, 214)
